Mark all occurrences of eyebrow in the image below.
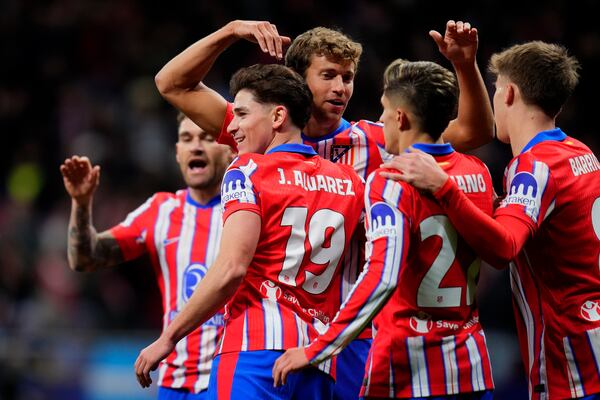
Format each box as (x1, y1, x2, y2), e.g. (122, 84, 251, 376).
(233, 106, 248, 114)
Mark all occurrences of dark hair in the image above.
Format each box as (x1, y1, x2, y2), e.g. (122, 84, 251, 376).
(285, 27, 362, 77)
(229, 64, 312, 129)
(383, 59, 458, 141)
(489, 41, 580, 118)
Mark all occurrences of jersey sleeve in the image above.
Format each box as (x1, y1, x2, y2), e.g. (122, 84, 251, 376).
(304, 170, 410, 364)
(221, 155, 261, 222)
(109, 194, 157, 261)
(216, 102, 237, 151)
(494, 152, 558, 230)
(433, 176, 532, 267)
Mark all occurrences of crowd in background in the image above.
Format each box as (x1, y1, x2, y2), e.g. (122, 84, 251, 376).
(1, 0, 599, 398)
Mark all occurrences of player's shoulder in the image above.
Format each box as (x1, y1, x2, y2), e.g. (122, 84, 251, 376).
(150, 191, 180, 204)
(366, 167, 414, 196)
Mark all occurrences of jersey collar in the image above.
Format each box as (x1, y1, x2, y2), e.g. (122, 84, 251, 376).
(411, 142, 455, 155)
(186, 191, 221, 208)
(301, 118, 351, 143)
(521, 128, 567, 154)
(266, 143, 318, 156)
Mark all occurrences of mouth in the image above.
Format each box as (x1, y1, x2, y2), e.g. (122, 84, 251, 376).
(188, 158, 208, 173)
(326, 99, 345, 111)
(233, 135, 245, 145)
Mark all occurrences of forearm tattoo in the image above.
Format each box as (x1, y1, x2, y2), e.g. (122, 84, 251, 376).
(68, 205, 123, 271)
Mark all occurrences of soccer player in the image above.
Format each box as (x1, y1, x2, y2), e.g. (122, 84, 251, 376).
(60, 114, 232, 400)
(153, 19, 494, 400)
(385, 42, 600, 399)
(273, 59, 496, 398)
(135, 64, 365, 399)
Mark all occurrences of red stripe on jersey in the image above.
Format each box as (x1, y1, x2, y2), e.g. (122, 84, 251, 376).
(216, 352, 240, 400)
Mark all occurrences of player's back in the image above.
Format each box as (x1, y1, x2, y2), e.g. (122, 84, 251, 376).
(218, 144, 364, 365)
(363, 147, 495, 397)
(496, 132, 600, 398)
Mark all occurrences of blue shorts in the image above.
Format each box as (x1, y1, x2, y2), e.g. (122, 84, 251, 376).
(361, 390, 494, 400)
(158, 386, 208, 400)
(335, 338, 371, 400)
(208, 350, 334, 400)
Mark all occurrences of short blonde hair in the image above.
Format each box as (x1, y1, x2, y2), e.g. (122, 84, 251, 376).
(285, 27, 363, 77)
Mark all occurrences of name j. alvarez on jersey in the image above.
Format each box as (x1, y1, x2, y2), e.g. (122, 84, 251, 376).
(276, 167, 356, 196)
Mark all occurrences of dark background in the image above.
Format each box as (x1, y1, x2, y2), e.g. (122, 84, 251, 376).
(1, 0, 599, 398)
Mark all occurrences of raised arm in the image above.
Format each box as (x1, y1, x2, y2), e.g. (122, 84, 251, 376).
(155, 20, 291, 135)
(60, 155, 123, 272)
(434, 20, 494, 151)
(134, 210, 260, 388)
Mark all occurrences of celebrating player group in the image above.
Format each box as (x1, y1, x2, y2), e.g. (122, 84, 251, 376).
(60, 17, 600, 400)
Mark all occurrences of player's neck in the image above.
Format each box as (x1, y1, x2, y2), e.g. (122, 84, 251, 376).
(508, 109, 556, 155)
(188, 185, 220, 205)
(397, 131, 440, 155)
(265, 128, 303, 153)
(303, 114, 342, 139)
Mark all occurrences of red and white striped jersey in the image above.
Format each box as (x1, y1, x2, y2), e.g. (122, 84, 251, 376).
(216, 143, 364, 377)
(305, 143, 495, 397)
(218, 104, 390, 336)
(495, 129, 600, 399)
(110, 190, 223, 394)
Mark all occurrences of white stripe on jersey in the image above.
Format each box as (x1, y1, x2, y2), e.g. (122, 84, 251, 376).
(122, 195, 156, 227)
(172, 202, 196, 388)
(295, 314, 309, 347)
(194, 327, 216, 393)
(407, 336, 430, 397)
(205, 205, 222, 269)
(509, 262, 537, 398)
(389, 356, 396, 398)
(350, 123, 369, 180)
(441, 335, 460, 394)
(465, 334, 485, 391)
(529, 161, 550, 223)
(563, 336, 585, 398)
(155, 198, 180, 329)
(588, 327, 600, 377)
(262, 298, 283, 349)
(364, 351, 375, 397)
(171, 337, 189, 388)
(157, 362, 168, 387)
(241, 309, 249, 352)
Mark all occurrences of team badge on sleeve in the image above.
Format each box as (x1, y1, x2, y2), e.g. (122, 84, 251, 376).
(221, 159, 258, 205)
(502, 172, 540, 218)
(368, 202, 397, 240)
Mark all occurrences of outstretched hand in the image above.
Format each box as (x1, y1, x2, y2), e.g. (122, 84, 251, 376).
(380, 148, 449, 193)
(231, 20, 292, 60)
(430, 20, 478, 66)
(60, 155, 100, 205)
(134, 336, 175, 389)
(272, 347, 310, 387)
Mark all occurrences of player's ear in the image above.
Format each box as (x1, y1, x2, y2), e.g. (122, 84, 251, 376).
(272, 105, 287, 130)
(175, 142, 181, 163)
(505, 83, 515, 106)
(396, 108, 411, 131)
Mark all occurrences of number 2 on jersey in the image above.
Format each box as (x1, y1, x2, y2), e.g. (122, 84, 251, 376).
(417, 215, 479, 308)
(278, 207, 345, 294)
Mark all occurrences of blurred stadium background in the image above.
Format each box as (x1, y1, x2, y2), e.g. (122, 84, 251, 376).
(1, 0, 599, 398)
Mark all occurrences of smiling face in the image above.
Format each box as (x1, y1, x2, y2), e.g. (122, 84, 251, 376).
(304, 55, 355, 126)
(227, 89, 277, 155)
(176, 118, 231, 191)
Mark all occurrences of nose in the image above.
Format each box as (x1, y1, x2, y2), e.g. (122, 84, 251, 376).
(331, 75, 344, 94)
(227, 117, 238, 135)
